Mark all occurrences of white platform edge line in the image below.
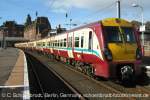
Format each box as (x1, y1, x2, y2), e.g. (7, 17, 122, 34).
(23, 53, 30, 100)
(0, 85, 25, 88)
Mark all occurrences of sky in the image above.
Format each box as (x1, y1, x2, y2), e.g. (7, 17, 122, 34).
(0, 0, 150, 29)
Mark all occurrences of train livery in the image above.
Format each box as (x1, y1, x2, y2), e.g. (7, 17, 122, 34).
(15, 18, 142, 82)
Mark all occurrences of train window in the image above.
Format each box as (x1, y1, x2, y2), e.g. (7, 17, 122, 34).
(64, 38, 66, 47)
(104, 26, 122, 43)
(53, 42, 54, 47)
(60, 40, 62, 47)
(50, 42, 51, 47)
(56, 40, 59, 47)
(57, 40, 58, 47)
(38, 42, 41, 46)
(50, 42, 52, 47)
(121, 27, 136, 43)
(43, 42, 45, 46)
(88, 31, 92, 49)
(75, 37, 79, 47)
(51, 42, 53, 47)
(55, 40, 57, 47)
(70, 37, 72, 47)
(81, 36, 84, 48)
(48, 42, 50, 47)
(60, 39, 63, 47)
(56, 40, 57, 47)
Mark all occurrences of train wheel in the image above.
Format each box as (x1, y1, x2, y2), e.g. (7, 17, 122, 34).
(66, 58, 70, 65)
(85, 65, 94, 78)
(74, 61, 83, 72)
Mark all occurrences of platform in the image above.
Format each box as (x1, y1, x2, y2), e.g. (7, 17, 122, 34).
(0, 48, 29, 100)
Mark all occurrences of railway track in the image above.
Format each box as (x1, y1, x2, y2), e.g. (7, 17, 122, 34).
(27, 52, 129, 99)
(26, 53, 84, 100)
(26, 54, 46, 100)
(26, 51, 150, 100)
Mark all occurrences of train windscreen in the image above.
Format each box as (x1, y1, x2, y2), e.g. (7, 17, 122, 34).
(104, 26, 136, 43)
(104, 26, 122, 43)
(121, 27, 136, 43)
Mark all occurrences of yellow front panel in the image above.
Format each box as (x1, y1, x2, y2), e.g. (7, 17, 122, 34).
(108, 43, 137, 62)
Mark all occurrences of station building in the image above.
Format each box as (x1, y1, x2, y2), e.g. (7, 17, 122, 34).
(24, 16, 51, 41)
(0, 21, 27, 47)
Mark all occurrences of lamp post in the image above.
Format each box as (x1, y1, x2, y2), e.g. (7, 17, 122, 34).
(0, 27, 7, 49)
(132, 4, 145, 55)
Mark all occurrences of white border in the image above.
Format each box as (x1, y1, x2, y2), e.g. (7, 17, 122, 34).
(23, 53, 30, 100)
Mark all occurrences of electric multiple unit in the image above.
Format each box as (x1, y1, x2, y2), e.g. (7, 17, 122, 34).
(15, 18, 142, 82)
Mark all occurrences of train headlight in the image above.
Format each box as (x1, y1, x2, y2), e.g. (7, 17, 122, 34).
(104, 48, 113, 61)
(136, 48, 142, 60)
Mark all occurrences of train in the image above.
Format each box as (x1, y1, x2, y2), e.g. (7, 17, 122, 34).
(15, 18, 143, 82)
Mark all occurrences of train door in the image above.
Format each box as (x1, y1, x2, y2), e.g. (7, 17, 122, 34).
(67, 32, 74, 58)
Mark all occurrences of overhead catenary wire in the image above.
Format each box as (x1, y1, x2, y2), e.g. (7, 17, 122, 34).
(72, 1, 116, 26)
(39, 0, 117, 29)
(85, 1, 116, 18)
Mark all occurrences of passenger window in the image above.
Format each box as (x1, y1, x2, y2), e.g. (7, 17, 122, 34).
(55, 40, 57, 47)
(57, 40, 59, 47)
(49, 42, 50, 47)
(60, 39, 63, 47)
(88, 31, 92, 49)
(64, 38, 66, 47)
(43, 42, 45, 46)
(81, 36, 84, 48)
(75, 37, 79, 47)
(53, 42, 54, 47)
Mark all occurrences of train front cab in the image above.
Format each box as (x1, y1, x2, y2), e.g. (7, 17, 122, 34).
(101, 18, 142, 82)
